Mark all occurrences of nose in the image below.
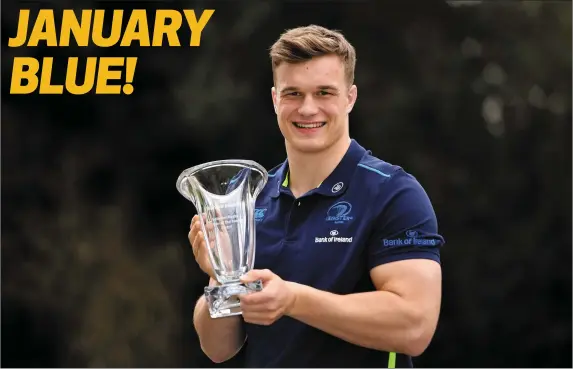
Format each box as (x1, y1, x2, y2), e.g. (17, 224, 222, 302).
(297, 95, 319, 116)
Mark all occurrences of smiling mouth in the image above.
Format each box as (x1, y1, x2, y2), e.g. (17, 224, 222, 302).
(292, 122, 326, 129)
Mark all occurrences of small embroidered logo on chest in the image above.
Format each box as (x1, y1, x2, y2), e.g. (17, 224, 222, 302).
(331, 182, 344, 193)
(254, 208, 267, 222)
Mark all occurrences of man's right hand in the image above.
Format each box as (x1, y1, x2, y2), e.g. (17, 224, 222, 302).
(189, 215, 217, 280)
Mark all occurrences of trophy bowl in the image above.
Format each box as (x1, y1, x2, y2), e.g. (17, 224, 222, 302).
(177, 159, 268, 318)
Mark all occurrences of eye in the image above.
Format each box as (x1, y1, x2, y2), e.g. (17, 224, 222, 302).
(317, 90, 331, 96)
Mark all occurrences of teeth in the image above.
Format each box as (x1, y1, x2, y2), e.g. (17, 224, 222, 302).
(294, 122, 325, 129)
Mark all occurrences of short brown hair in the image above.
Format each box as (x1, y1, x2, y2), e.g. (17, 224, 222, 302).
(269, 25, 357, 86)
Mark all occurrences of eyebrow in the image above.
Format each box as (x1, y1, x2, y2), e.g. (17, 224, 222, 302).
(316, 85, 339, 91)
(280, 85, 340, 93)
(280, 86, 299, 94)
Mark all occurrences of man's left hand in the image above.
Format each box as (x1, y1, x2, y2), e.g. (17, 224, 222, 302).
(239, 269, 297, 326)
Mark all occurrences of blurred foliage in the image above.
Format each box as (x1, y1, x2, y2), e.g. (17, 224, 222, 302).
(1, 0, 571, 367)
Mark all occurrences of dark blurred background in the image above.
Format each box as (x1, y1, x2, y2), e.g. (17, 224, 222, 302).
(2, 0, 571, 367)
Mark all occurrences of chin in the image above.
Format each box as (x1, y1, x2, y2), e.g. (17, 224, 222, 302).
(288, 137, 330, 153)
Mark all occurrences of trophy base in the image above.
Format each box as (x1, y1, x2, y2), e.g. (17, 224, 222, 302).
(204, 280, 263, 319)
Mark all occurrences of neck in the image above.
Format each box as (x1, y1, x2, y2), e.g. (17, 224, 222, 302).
(285, 136, 352, 198)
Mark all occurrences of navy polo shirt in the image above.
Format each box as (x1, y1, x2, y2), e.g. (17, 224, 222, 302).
(243, 139, 444, 368)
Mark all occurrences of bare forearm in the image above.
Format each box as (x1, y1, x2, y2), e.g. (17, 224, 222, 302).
(193, 279, 245, 363)
(286, 283, 428, 356)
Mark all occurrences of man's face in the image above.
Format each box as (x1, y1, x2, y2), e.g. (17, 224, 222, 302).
(271, 55, 357, 153)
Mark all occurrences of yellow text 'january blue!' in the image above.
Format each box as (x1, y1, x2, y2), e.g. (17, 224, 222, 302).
(8, 9, 215, 95)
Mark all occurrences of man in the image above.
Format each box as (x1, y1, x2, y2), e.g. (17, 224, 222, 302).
(189, 25, 444, 368)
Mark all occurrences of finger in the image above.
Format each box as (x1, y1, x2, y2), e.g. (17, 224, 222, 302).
(198, 221, 213, 240)
(193, 213, 209, 229)
(214, 207, 231, 233)
(215, 207, 224, 224)
(189, 220, 201, 241)
(192, 231, 205, 258)
(242, 312, 276, 326)
(193, 219, 214, 241)
(205, 225, 216, 243)
(240, 298, 271, 313)
(240, 290, 272, 306)
(240, 269, 274, 284)
(193, 230, 204, 250)
(191, 238, 199, 259)
(190, 214, 198, 229)
(188, 230, 198, 256)
(188, 228, 194, 244)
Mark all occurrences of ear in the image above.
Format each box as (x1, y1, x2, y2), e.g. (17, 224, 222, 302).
(271, 87, 278, 115)
(346, 85, 358, 114)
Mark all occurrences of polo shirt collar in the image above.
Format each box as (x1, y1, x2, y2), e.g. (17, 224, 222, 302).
(270, 139, 368, 198)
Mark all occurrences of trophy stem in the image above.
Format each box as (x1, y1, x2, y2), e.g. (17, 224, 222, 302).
(204, 280, 263, 319)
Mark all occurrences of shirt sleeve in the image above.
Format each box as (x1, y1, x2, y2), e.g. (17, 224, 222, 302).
(367, 171, 445, 270)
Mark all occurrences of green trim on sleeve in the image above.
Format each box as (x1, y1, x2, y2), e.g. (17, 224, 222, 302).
(388, 352, 396, 368)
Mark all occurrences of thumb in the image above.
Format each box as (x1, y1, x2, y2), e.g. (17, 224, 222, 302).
(241, 269, 274, 283)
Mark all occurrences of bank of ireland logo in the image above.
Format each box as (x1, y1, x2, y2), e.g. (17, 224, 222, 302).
(254, 208, 267, 222)
(315, 228, 353, 244)
(406, 230, 418, 238)
(383, 229, 437, 247)
(326, 201, 353, 224)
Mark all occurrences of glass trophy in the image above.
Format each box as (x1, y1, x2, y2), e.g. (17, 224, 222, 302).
(177, 159, 268, 318)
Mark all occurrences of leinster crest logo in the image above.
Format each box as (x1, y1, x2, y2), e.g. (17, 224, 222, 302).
(325, 201, 353, 224)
